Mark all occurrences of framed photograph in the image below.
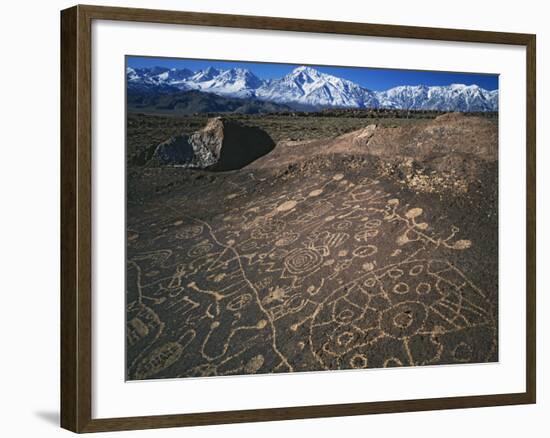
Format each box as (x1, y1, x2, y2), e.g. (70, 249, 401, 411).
(60, 4, 536, 433)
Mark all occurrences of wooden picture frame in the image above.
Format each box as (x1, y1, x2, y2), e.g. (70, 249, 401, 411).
(61, 4, 536, 433)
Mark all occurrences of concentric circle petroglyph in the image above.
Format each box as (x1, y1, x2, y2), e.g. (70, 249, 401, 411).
(284, 248, 322, 275)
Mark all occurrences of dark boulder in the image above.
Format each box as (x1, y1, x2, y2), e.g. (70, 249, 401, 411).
(150, 134, 195, 165)
(142, 117, 275, 170)
(190, 117, 275, 171)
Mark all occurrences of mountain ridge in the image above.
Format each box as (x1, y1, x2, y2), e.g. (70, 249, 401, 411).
(127, 65, 498, 112)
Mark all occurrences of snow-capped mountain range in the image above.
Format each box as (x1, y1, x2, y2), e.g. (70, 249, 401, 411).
(127, 65, 498, 112)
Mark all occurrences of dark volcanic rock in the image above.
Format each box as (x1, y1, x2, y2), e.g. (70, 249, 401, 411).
(141, 117, 275, 171)
(191, 117, 275, 171)
(150, 134, 194, 165)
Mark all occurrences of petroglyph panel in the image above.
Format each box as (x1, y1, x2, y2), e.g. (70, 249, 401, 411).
(127, 165, 497, 380)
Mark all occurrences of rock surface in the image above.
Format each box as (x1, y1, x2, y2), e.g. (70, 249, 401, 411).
(149, 134, 195, 166)
(144, 117, 275, 170)
(126, 153, 498, 380)
(249, 113, 497, 193)
(189, 117, 275, 171)
(126, 113, 498, 380)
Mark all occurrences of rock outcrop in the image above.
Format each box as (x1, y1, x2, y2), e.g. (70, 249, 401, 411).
(362, 113, 498, 160)
(145, 117, 275, 171)
(248, 113, 497, 194)
(189, 117, 275, 171)
(150, 134, 195, 166)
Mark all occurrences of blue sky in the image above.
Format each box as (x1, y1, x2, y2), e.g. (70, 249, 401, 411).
(127, 56, 499, 91)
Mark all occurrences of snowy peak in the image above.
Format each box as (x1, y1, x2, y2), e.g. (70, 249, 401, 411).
(190, 67, 220, 82)
(139, 66, 263, 98)
(127, 66, 193, 87)
(377, 83, 497, 112)
(256, 66, 378, 108)
(127, 65, 498, 111)
(287, 66, 324, 81)
(291, 65, 318, 74)
(215, 68, 263, 89)
(163, 68, 194, 82)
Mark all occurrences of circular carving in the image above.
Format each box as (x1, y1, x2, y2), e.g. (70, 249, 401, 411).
(393, 311, 413, 328)
(416, 282, 432, 295)
(409, 264, 424, 276)
(336, 309, 355, 324)
(362, 219, 382, 229)
(381, 302, 427, 339)
(337, 331, 354, 346)
(353, 245, 378, 258)
(227, 294, 252, 311)
(275, 231, 300, 247)
(363, 277, 377, 288)
(286, 294, 306, 312)
(453, 342, 473, 362)
(176, 225, 203, 240)
(354, 229, 379, 242)
(284, 248, 322, 275)
(392, 282, 410, 294)
(188, 242, 214, 257)
(388, 268, 405, 279)
(350, 353, 369, 369)
(332, 220, 352, 231)
(251, 219, 285, 240)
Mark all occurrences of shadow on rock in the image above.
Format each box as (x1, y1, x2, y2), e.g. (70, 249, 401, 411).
(140, 117, 275, 171)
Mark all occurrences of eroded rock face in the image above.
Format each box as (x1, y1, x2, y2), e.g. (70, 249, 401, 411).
(364, 112, 498, 160)
(190, 117, 275, 171)
(248, 113, 497, 194)
(144, 117, 275, 171)
(150, 134, 195, 166)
